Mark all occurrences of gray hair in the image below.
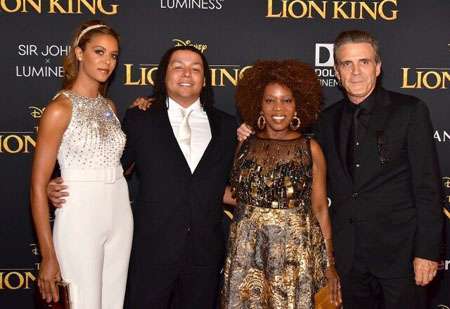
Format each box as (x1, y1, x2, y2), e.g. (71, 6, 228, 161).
(334, 30, 381, 64)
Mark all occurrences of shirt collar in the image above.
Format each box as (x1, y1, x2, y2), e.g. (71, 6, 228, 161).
(345, 86, 378, 114)
(168, 97, 202, 114)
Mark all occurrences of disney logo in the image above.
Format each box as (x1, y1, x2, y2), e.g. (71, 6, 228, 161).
(443, 177, 450, 189)
(29, 106, 45, 119)
(172, 39, 208, 53)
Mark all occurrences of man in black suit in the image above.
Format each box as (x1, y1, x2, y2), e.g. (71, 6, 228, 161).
(49, 46, 237, 308)
(316, 30, 443, 308)
(122, 46, 236, 308)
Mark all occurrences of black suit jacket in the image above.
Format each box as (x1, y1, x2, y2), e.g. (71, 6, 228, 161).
(121, 104, 237, 268)
(316, 87, 443, 277)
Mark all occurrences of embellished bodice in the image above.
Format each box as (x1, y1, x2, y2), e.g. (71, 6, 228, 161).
(57, 91, 125, 169)
(230, 136, 312, 209)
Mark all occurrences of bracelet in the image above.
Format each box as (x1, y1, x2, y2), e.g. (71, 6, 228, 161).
(326, 256, 335, 268)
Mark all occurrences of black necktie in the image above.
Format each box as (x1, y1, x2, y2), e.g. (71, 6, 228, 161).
(347, 106, 361, 177)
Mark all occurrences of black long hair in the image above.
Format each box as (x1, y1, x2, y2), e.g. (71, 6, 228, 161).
(151, 45, 214, 110)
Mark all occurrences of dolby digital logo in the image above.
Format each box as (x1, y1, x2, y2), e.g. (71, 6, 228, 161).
(0, 0, 118, 14)
(266, 0, 398, 20)
(314, 43, 337, 88)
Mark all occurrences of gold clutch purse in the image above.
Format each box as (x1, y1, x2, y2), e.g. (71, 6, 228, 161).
(314, 285, 339, 309)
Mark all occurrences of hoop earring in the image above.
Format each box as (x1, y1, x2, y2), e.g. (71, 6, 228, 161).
(257, 113, 266, 130)
(290, 113, 301, 131)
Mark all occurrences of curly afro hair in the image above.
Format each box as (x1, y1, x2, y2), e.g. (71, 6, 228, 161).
(236, 59, 322, 130)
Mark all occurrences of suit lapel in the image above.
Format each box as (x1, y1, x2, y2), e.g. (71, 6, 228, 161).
(193, 108, 220, 176)
(154, 106, 192, 175)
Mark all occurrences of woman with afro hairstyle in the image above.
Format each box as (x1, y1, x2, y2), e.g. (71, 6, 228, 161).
(221, 60, 341, 308)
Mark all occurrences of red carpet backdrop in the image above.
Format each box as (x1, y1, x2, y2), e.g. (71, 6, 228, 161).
(0, 0, 449, 307)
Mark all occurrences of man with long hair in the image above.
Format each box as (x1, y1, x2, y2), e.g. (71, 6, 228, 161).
(121, 46, 237, 308)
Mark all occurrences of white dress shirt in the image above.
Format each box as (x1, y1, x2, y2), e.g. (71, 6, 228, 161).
(167, 97, 212, 173)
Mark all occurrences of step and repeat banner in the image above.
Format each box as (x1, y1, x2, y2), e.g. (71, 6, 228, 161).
(0, 0, 449, 307)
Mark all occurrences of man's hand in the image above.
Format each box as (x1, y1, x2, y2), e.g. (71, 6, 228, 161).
(47, 177, 68, 208)
(237, 123, 253, 142)
(129, 97, 153, 111)
(413, 257, 438, 286)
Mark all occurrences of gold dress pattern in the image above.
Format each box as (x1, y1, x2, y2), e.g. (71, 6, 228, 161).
(221, 136, 327, 309)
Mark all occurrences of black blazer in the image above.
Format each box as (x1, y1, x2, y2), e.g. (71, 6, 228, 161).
(316, 87, 443, 277)
(121, 104, 237, 268)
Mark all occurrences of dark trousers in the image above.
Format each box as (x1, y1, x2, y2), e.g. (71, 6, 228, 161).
(126, 243, 221, 309)
(340, 229, 421, 309)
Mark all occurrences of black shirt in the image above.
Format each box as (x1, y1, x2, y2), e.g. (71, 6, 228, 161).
(344, 87, 378, 144)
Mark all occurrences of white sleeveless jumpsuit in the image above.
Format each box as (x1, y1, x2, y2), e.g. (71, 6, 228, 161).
(53, 91, 133, 309)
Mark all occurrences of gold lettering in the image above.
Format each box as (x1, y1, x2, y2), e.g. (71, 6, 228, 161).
(308, 1, 326, 19)
(0, 272, 36, 290)
(238, 65, 252, 79)
(266, 0, 287, 18)
(401, 68, 417, 88)
(172, 39, 208, 53)
(378, 0, 398, 21)
(402, 68, 449, 89)
(211, 68, 218, 87)
(124, 64, 158, 86)
(97, 0, 118, 15)
(124, 64, 144, 86)
(333, 1, 349, 19)
(23, 0, 41, 12)
(47, 0, 118, 14)
(422, 71, 441, 90)
(219, 69, 239, 87)
(288, 0, 308, 19)
(77, 0, 95, 14)
(0, 134, 36, 154)
(146, 67, 158, 85)
(49, 0, 66, 13)
(0, 0, 21, 12)
(359, 1, 377, 20)
(125, 64, 252, 87)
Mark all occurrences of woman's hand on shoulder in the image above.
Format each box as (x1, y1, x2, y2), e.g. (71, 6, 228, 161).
(129, 96, 153, 111)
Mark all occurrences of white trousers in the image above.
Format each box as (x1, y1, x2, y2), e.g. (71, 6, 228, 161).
(53, 166, 133, 309)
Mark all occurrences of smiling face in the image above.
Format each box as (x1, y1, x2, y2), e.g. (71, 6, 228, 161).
(75, 34, 119, 84)
(165, 49, 205, 107)
(334, 42, 381, 104)
(261, 83, 297, 139)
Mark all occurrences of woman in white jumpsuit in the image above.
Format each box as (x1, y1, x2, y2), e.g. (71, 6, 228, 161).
(30, 20, 133, 309)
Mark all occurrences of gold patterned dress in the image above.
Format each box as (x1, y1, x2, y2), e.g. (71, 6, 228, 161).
(221, 136, 327, 309)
